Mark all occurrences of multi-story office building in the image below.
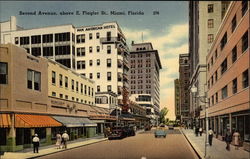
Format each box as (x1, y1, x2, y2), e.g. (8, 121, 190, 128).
(189, 1, 230, 126)
(179, 54, 190, 125)
(174, 79, 181, 121)
(0, 17, 130, 109)
(205, 1, 249, 151)
(0, 44, 113, 151)
(129, 42, 162, 119)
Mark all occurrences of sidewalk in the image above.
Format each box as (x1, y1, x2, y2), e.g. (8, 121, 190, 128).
(181, 128, 250, 159)
(1, 136, 108, 159)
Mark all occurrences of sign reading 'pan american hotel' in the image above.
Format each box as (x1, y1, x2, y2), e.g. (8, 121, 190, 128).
(77, 25, 116, 32)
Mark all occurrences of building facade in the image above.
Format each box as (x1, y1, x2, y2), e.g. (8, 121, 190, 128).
(189, 1, 230, 127)
(0, 17, 130, 109)
(129, 42, 162, 119)
(205, 1, 249, 151)
(179, 54, 190, 125)
(174, 79, 181, 121)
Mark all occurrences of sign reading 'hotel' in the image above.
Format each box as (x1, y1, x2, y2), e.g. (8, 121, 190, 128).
(77, 25, 116, 32)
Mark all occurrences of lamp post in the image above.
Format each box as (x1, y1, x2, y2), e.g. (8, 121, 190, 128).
(191, 86, 209, 158)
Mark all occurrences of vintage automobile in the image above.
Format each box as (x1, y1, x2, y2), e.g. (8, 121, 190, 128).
(108, 126, 128, 140)
(168, 124, 174, 130)
(155, 124, 167, 138)
(125, 126, 136, 136)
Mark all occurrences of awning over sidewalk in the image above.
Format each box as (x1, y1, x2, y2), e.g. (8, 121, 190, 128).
(53, 116, 97, 127)
(15, 114, 62, 128)
(0, 114, 11, 128)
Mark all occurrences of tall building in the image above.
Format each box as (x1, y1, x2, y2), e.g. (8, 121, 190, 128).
(174, 79, 181, 121)
(0, 17, 130, 109)
(188, 1, 230, 126)
(179, 54, 190, 125)
(205, 1, 249, 151)
(129, 42, 162, 124)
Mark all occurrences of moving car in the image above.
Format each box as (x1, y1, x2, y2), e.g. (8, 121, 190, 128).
(168, 124, 174, 130)
(108, 126, 127, 140)
(155, 124, 167, 138)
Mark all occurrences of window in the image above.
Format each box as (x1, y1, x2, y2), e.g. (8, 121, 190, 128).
(27, 69, 41, 91)
(89, 60, 93, 66)
(88, 86, 91, 96)
(107, 45, 111, 54)
(215, 71, 218, 81)
(31, 35, 41, 44)
(43, 34, 53, 43)
(43, 47, 53, 56)
(215, 50, 218, 59)
(211, 57, 214, 66)
(65, 95, 68, 99)
(215, 92, 218, 103)
(59, 74, 63, 87)
(208, 19, 214, 28)
(81, 83, 83, 93)
(76, 34, 85, 43)
(97, 72, 100, 79)
(0, 62, 8, 84)
(232, 78, 237, 94)
(76, 81, 79, 92)
(52, 71, 56, 84)
(97, 85, 100, 92)
(107, 59, 111, 67)
(20, 36, 29, 45)
(77, 61, 85, 69)
(242, 69, 249, 88)
(89, 33, 93, 40)
(220, 32, 227, 50)
(52, 92, 56, 97)
(221, 85, 228, 99)
(91, 88, 94, 97)
(77, 47, 85, 56)
(232, 46, 237, 63)
(242, 1, 248, 16)
(97, 59, 100, 66)
(107, 72, 111, 81)
(107, 85, 112, 92)
(31, 47, 41, 56)
(96, 46, 100, 52)
(84, 85, 87, 95)
(208, 34, 214, 43)
(231, 15, 237, 33)
(55, 32, 70, 42)
(221, 58, 227, 75)
(96, 32, 100, 39)
(242, 31, 248, 53)
(89, 46, 92, 53)
(71, 79, 74, 91)
(55, 45, 70, 55)
(65, 76, 68, 88)
(15, 37, 19, 44)
(60, 94, 63, 98)
(208, 4, 214, 13)
(89, 73, 93, 79)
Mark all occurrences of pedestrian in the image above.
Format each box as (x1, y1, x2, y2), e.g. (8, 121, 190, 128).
(195, 127, 199, 137)
(225, 129, 232, 151)
(32, 134, 40, 153)
(55, 132, 62, 149)
(233, 130, 241, 150)
(61, 130, 69, 149)
(199, 127, 203, 136)
(208, 128, 213, 146)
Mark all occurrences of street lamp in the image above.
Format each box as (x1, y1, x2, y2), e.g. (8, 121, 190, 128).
(191, 86, 209, 158)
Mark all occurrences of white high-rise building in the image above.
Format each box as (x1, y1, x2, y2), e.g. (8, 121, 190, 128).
(0, 16, 129, 108)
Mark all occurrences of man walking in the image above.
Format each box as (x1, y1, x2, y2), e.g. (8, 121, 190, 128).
(208, 128, 213, 146)
(32, 134, 40, 153)
(225, 129, 232, 151)
(62, 131, 69, 149)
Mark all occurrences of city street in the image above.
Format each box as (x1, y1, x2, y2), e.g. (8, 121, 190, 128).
(37, 129, 199, 159)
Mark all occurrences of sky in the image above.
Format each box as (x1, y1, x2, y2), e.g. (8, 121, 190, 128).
(0, 1, 189, 120)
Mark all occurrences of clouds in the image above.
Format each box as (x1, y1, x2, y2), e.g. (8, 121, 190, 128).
(124, 23, 188, 120)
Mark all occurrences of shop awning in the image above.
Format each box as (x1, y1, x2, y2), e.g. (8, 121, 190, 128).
(0, 114, 11, 128)
(53, 116, 97, 127)
(15, 114, 62, 128)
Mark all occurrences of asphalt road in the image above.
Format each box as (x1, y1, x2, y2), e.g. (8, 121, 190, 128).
(37, 129, 199, 159)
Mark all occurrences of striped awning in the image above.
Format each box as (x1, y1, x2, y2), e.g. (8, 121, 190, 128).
(53, 116, 97, 127)
(0, 114, 11, 128)
(15, 114, 62, 128)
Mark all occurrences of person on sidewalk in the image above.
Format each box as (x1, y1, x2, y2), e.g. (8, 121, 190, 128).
(62, 131, 69, 149)
(199, 127, 203, 136)
(208, 128, 213, 146)
(225, 129, 232, 151)
(195, 127, 199, 137)
(55, 132, 62, 149)
(32, 134, 40, 153)
(233, 130, 241, 150)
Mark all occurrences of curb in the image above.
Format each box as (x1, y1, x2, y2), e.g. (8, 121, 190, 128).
(180, 129, 203, 159)
(25, 138, 108, 159)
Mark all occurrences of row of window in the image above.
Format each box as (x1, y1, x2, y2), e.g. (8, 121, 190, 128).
(130, 53, 151, 58)
(131, 90, 151, 94)
(51, 92, 93, 105)
(131, 74, 152, 79)
(76, 45, 111, 56)
(209, 69, 249, 106)
(80, 72, 113, 81)
(96, 85, 112, 92)
(77, 32, 111, 43)
(208, 1, 249, 70)
(208, 30, 248, 88)
(77, 59, 112, 69)
(130, 85, 151, 89)
(51, 71, 94, 97)
(131, 64, 151, 68)
(130, 80, 152, 84)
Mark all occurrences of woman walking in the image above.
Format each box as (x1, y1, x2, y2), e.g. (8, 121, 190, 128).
(55, 132, 62, 149)
(233, 130, 241, 150)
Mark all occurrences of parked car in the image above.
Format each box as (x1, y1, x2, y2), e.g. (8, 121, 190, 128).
(125, 126, 136, 136)
(168, 124, 174, 130)
(108, 126, 127, 140)
(155, 124, 167, 138)
(144, 124, 152, 131)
